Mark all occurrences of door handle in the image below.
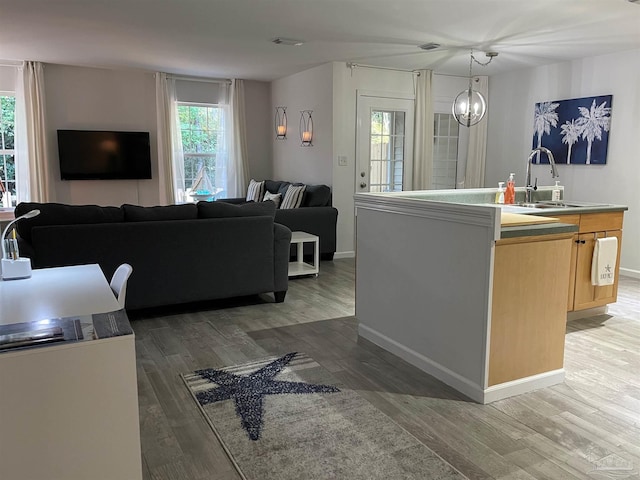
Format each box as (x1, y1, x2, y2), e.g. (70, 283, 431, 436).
(360, 182, 367, 188)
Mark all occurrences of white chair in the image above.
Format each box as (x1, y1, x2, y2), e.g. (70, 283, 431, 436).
(110, 263, 133, 308)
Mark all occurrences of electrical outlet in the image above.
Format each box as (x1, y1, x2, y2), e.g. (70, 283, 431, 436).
(338, 155, 348, 166)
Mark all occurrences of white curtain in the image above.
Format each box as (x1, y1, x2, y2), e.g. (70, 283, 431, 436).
(14, 61, 51, 202)
(229, 79, 249, 197)
(412, 70, 434, 190)
(155, 72, 185, 204)
(463, 75, 489, 188)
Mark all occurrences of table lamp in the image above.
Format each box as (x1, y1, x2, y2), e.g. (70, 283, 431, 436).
(1, 209, 40, 280)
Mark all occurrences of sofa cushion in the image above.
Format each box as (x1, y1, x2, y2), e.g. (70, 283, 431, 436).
(123, 204, 197, 222)
(263, 191, 282, 209)
(280, 185, 306, 209)
(264, 180, 288, 195)
(15, 202, 124, 243)
(301, 184, 331, 207)
(197, 200, 276, 218)
(246, 179, 265, 202)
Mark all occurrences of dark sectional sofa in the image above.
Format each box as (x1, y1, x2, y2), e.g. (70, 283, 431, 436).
(15, 201, 291, 310)
(219, 179, 338, 260)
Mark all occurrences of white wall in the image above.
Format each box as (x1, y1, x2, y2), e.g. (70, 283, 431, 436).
(485, 48, 640, 275)
(332, 62, 416, 255)
(45, 64, 159, 206)
(244, 80, 272, 181)
(43, 64, 271, 207)
(271, 63, 333, 187)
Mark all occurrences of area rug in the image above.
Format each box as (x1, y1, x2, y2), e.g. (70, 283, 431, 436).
(182, 352, 467, 480)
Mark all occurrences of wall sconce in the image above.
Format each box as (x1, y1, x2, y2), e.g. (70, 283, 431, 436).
(299, 110, 313, 147)
(275, 107, 287, 139)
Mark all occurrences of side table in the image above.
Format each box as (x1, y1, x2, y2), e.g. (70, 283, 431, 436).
(289, 231, 319, 277)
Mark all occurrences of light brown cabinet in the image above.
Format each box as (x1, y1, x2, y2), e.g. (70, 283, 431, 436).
(489, 233, 573, 386)
(555, 212, 624, 312)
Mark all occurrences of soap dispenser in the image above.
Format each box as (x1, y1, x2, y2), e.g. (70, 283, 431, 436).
(495, 182, 505, 204)
(552, 180, 563, 202)
(505, 173, 516, 204)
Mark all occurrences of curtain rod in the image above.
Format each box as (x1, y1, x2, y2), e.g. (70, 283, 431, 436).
(168, 74, 232, 85)
(347, 63, 421, 76)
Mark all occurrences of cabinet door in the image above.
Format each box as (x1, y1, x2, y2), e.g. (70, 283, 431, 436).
(573, 230, 622, 311)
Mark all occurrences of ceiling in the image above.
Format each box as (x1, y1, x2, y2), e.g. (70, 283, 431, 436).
(1, 0, 639, 81)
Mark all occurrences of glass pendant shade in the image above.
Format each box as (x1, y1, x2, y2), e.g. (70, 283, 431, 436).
(452, 87, 486, 127)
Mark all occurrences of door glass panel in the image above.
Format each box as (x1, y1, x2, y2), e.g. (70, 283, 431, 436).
(432, 113, 460, 189)
(369, 109, 406, 192)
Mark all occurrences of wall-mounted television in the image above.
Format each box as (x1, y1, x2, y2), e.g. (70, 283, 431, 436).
(57, 130, 152, 180)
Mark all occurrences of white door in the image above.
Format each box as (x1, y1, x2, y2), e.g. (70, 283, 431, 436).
(356, 94, 415, 193)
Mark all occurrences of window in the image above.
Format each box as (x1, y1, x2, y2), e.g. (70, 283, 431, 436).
(369, 110, 406, 193)
(0, 94, 15, 206)
(177, 102, 228, 201)
(432, 113, 459, 189)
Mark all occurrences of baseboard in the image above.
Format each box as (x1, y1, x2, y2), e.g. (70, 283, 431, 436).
(620, 267, 640, 279)
(357, 324, 485, 403)
(334, 251, 355, 259)
(358, 323, 566, 404)
(567, 306, 608, 321)
(482, 369, 565, 403)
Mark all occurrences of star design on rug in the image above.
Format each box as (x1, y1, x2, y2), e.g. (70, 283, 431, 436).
(194, 352, 340, 441)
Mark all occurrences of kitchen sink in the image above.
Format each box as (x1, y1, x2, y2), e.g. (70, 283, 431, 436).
(517, 201, 613, 209)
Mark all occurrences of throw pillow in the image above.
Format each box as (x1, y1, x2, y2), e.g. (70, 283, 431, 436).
(246, 179, 265, 202)
(280, 185, 306, 209)
(262, 191, 282, 208)
(123, 204, 197, 222)
(301, 184, 331, 207)
(197, 200, 276, 219)
(14, 202, 124, 243)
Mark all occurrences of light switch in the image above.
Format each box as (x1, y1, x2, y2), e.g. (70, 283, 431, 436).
(338, 155, 348, 166)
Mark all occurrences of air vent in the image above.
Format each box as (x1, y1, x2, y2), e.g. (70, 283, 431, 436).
(418, 43, 441, 51)
(272, 38, 304, 46)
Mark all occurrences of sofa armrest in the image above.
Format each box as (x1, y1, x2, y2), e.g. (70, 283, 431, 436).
(275, 206, 337, 254)
(273, 223, 292, 295)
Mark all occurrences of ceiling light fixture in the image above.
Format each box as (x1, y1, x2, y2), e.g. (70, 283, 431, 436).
(452, 50, 497, 127)
(418, 43, 441, 51)
(272, 38, 304, 46)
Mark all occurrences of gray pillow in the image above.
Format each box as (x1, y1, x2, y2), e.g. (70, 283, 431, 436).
(15, 202, 124, 243)
(123, 204, 197, 222)
(198, 200, 276, 218)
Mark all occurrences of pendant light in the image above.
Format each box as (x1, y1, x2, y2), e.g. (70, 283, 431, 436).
(452, 50, 497, 127)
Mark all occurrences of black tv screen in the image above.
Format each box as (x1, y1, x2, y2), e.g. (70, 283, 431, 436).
(57, 130, 152, 180)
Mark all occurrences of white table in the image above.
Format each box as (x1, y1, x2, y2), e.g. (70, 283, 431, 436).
(0, 264, 142, 480)
(289, 231, 319, 277)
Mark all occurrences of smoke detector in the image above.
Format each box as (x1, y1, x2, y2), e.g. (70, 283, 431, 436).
(272, 38, 304, 46)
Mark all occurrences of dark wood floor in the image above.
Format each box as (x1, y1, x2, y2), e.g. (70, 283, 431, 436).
(132, 259, 640, 480)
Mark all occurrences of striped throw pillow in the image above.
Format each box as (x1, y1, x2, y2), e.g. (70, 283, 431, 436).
(246, 179, 265, 202)
(280, 185, 306, 209)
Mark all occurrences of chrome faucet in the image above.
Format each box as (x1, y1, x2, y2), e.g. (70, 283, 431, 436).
(525, 147, 559, 204)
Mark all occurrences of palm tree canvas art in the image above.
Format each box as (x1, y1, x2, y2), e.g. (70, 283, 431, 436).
(532, 95, 613, 165)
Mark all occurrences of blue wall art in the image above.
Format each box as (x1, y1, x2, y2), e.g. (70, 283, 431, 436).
(532, 94, 613, 165)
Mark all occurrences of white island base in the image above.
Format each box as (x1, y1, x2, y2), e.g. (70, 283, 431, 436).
(355, 191, 574, 404)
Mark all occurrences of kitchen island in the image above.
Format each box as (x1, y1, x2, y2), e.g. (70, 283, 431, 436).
(354, 188, 627, 403)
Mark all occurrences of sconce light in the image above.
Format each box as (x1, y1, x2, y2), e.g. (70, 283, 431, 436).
(452, 50, 497, 127)
(275, 107, 287, 139)
(299, 110, 313, 147)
